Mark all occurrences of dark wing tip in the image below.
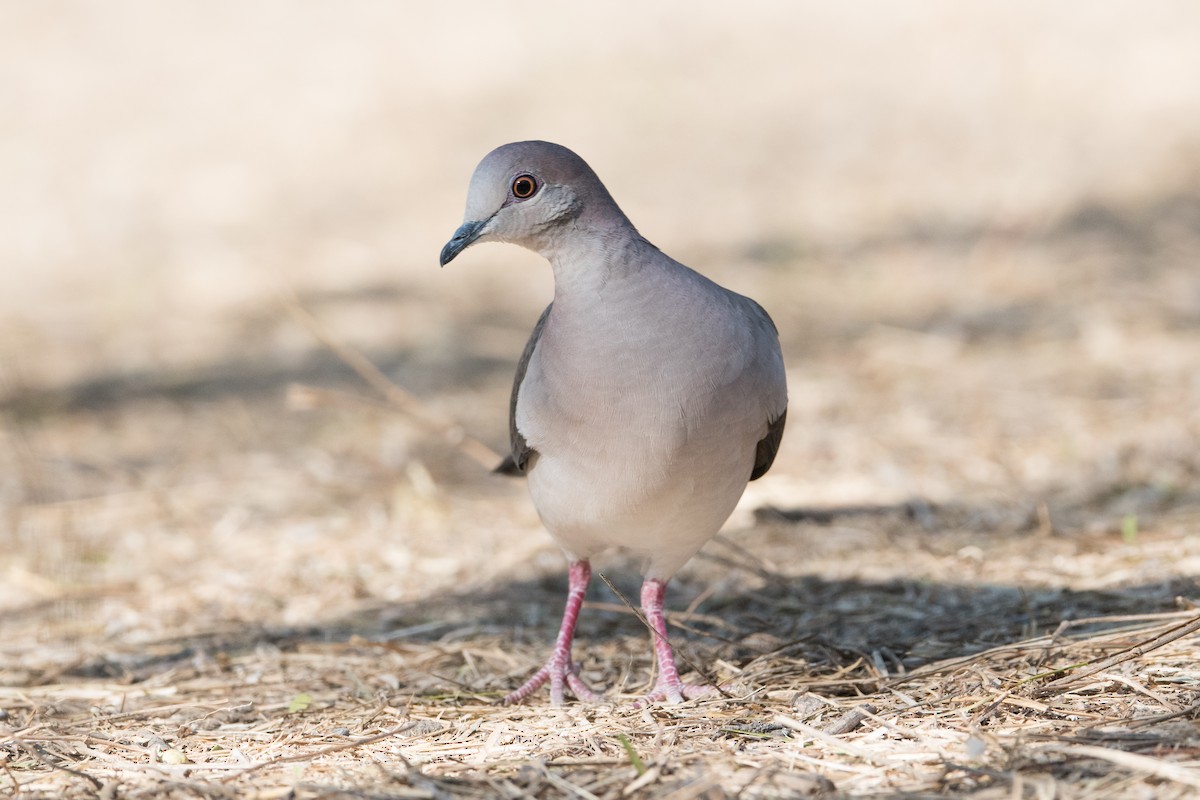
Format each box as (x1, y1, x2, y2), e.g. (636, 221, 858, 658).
(493, 455, 525, 477)
(750, 407, 787, 481)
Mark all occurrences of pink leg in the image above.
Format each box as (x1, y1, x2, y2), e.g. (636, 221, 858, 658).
(638, 578, 717, 705)
(503, 560, 603, 705)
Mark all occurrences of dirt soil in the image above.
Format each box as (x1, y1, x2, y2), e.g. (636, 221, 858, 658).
(3, 3, 1200, 798)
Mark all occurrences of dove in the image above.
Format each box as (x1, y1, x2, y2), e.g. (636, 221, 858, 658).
(440, 141, 787, 704)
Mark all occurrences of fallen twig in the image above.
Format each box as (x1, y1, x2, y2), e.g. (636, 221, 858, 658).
(1046, 744, 1200, 789)
(1033, 614, 1200, 697)
(221, 721, 419, 782)
(279, 285, 502, 470)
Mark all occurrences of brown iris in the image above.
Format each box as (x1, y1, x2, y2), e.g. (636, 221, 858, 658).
(511, 174, 538, 199)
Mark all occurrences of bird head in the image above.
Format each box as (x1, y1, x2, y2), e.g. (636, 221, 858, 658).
(439, 141, 624, 266)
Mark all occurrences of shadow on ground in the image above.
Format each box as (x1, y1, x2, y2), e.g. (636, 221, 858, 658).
(5, 186, 1199, 421)
(40, 500, 1198, 699)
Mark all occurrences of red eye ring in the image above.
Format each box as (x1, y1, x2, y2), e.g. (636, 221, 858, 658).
(511, 174, 538, 199)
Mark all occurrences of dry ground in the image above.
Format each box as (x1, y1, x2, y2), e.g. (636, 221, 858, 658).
(3, 3, 1200, 798)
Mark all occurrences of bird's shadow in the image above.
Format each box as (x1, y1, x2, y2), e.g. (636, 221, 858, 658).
(43, 501, 1196, 698)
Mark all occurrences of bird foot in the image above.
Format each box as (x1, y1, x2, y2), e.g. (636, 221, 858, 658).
(634, 679, 718, 707)
(502, 660, 604, 706)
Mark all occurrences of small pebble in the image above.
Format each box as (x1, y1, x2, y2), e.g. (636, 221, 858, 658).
(965, 733, 988, 759)
(160, 748, 190, 765)
(791, 693, 824, 717)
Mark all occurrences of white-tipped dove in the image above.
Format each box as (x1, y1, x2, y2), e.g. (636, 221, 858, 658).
(441, 141, 787, 704)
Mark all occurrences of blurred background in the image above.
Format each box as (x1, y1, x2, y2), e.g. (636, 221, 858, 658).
(2, 1, 1199, 671)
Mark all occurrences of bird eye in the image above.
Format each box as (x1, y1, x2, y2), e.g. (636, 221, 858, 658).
(511, 174, 539, 200)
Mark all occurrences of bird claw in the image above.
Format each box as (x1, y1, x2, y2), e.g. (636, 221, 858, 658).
(502, 660, 604, 706)
(634, 680, 718, 708)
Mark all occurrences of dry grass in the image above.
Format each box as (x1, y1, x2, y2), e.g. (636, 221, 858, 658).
(4, 2, 1200, 797)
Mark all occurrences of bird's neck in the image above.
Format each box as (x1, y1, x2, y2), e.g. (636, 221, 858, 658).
(544, 224, 661, 301)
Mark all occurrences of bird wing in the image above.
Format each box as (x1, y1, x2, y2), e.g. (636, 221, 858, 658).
(751, 408, 786, 480)
(746, 297, 787, 481)
(494, 302, 553, 476)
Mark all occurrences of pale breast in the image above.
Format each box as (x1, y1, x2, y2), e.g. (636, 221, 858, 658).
(514, 269, 781, 576)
